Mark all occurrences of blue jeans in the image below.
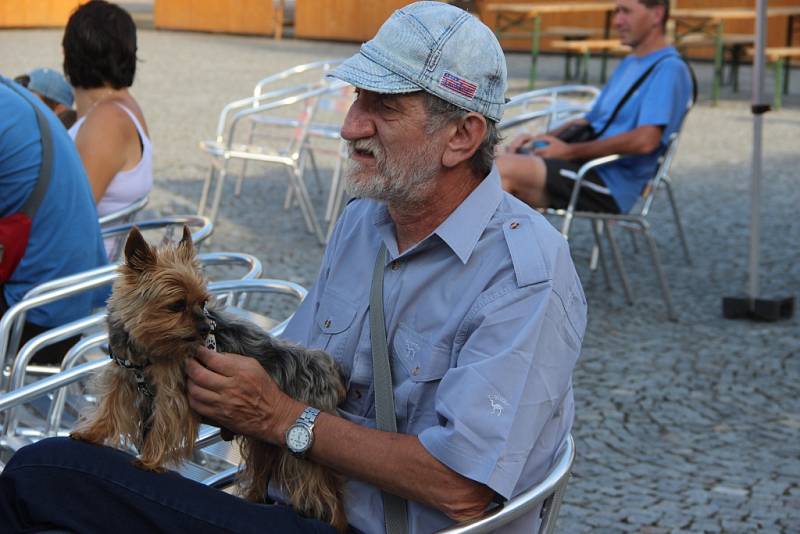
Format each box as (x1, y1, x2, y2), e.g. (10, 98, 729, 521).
(0, 437, 339, 534)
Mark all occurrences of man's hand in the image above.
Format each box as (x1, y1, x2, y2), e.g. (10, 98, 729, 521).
(530, 134, 573, 159)
(505, 133, 537, 154)
(186, 347, 304, 445)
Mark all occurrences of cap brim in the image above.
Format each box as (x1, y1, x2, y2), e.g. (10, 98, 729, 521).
(327, 52, 420, 94)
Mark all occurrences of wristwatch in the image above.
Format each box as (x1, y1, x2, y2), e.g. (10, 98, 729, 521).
(285, 406, 321, 457)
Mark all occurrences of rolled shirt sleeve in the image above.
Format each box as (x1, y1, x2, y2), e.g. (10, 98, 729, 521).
(419, 242, 586, 499)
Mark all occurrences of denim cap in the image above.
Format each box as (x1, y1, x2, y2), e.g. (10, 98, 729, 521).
(328, 1, 507, 122)
(27, 68, 74, 107)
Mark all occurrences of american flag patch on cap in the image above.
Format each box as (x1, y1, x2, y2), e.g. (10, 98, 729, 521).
(439, 71, 478, 100)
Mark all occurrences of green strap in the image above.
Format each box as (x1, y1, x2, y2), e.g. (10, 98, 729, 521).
(369, 242, 408, 534)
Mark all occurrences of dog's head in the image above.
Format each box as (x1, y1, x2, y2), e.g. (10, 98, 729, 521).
(108, 225, 212, 359)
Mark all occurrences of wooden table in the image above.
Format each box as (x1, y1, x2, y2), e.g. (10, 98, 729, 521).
(672, 7, 800, 104)
(487, 2, 616, 88)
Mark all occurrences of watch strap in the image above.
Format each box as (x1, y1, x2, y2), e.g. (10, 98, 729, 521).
(297, 406, 321, 429)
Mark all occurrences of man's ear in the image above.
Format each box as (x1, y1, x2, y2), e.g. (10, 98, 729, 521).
(442, 113, 487, 169)
(124, 227, 155, 272)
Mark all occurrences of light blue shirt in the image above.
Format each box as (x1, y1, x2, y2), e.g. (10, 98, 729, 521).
(584, 46, 693, 213)
(281, 167, 587, 534)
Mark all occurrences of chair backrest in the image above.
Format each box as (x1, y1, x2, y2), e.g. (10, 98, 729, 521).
(500, 85, 601, 135)
(635, 132, 681, 217)
(438, 434, 576, 534)
(97, 194, 149, 228)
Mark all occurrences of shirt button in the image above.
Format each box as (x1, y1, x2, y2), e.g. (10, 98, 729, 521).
(323, 319, 331, 328)
(412, 366, 420, 376)
(390, 260, 401, 271)
(510, 221, 520, 230)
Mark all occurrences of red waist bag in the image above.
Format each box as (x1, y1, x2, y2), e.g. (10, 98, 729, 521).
(0, 78, 54, 283)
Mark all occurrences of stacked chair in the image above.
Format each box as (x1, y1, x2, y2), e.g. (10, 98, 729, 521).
(198, 59, 353, 244)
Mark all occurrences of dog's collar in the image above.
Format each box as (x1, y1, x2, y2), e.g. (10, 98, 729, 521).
(203, 304, 217, 351)
(109, 352, 154, 398)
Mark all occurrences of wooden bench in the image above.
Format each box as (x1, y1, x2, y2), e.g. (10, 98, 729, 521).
(748, 46, 800, 108)
(550, 39, 630, 83)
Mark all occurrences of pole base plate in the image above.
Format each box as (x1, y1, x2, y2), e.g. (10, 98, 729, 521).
(722, 296, 795, 322)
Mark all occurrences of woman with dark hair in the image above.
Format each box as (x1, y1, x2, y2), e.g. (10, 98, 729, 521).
(64, 0, 152, 256)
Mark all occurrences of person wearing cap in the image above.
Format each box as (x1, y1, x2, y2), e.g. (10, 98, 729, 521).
(0, 3, 585, 533)
(13, 68, 77, 128)
(496, 0, 693, 216)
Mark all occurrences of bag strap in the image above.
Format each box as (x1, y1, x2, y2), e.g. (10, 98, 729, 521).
(593, 54, 670, 138)
(369, 242, 409, 534)
(0, 78, 54, 218)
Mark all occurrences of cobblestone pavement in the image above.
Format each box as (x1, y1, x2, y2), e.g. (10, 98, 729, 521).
(2, 26, 798, 533)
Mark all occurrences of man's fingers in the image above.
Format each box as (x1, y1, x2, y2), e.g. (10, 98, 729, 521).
(186, 356, 230, 391)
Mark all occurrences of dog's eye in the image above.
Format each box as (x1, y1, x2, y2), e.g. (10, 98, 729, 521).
(167, 300, 187, 313)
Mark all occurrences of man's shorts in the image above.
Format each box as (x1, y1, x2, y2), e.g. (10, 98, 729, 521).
(544, 159, 621, 214)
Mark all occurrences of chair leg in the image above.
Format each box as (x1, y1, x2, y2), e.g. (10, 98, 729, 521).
(662, 178, 692, 265)
(208, 163, 229, 228)
(324, 140, 346, 222)
(197, 165, 216, 216)
(289, 166, 325, 244)
(236, 123, 258, 197)
(774, 59, 784, 110)
(539, 475, 571, 534)
(589, 221, 612, 289)
(305, 148, 324, 193)
(641, 223, 677, 321)
(604, 222, 635, 305)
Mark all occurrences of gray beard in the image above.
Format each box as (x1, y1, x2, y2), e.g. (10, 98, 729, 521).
(343, 138, 440, 208)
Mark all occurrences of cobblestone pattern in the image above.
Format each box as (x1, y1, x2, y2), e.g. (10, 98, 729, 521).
(1, 28, 798, 533)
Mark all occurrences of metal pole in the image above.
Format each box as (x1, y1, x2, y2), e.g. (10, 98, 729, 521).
(748, 0, 767, 304)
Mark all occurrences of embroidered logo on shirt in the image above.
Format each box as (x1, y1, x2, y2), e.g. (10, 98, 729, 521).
(439, 71, 478, 100)
(488, 394, 509, 417)
(405, 341, 418, 360)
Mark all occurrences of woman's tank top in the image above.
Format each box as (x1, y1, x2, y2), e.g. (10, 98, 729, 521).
(68, 102, 153, 218)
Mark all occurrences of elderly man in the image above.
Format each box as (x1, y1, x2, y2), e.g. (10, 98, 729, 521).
(497, 0, 693, 216)
(0, 3, 586, 533)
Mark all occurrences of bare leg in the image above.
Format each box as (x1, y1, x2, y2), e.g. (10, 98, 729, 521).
(495, 153, 550, 209)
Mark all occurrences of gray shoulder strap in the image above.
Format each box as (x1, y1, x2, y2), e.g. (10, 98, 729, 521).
(369, 242, 409, 534)
(1, 78, 54, 218)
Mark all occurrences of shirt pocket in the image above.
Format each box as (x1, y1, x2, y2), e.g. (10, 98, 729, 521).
(392, 324, 452, 431)
(313, 288, 359, 367)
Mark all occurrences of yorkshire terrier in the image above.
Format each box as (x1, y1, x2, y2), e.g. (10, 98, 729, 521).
(71, 226, 348, 531)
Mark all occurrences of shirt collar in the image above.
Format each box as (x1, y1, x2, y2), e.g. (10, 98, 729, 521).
(372, 165, 504, 264)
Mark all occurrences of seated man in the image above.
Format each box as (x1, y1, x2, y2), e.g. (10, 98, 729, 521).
(497, 0, 693, 216)
(0, 76, 108, 365)
(0, 3, 586, 533)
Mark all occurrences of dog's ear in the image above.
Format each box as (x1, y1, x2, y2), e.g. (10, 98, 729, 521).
(177, 225, 195, 260)
(124, 227, 156, 272)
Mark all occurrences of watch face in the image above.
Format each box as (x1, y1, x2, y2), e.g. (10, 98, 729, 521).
(287, 424, 311, 452)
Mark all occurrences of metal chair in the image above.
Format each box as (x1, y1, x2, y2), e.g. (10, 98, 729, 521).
(97, 194, 149, 227)
(438, 434, 575, 534)
(547, 133, 691, 321)
(198, 433, 576, 534)
(0, 277, 307, 471)
(198, 76, 348, 244)
(238, 58, 345, 196)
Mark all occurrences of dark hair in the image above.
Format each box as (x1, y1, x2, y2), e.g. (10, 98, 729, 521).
(421, 92, 501, 178)
(638, 0, 669, 30)
(62, 0, 138, 89)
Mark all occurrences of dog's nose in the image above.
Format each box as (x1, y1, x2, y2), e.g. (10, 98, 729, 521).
(197, 322, 211, 337)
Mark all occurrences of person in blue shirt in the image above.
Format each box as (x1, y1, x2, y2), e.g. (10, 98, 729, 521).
(497, 0, 694, 215)
(0, 3, 586, 533)
(0, 77, 108, 365)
